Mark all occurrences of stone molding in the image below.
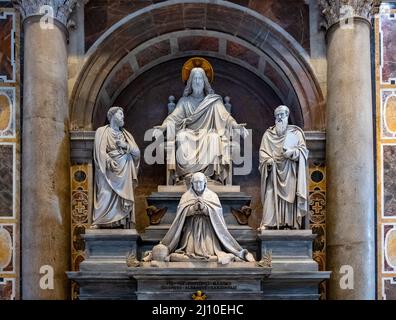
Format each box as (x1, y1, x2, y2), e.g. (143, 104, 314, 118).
(319, 0, 382, 29)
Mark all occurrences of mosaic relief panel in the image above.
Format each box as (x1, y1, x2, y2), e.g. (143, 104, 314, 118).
(0, 87, 15, 137)
(0, 144, 13, 217)
(71, 165, 90, 300)
(383, 145, 396, 217)
(308, 162, 326, 299)
(380, 13, 396, 84)
(383, 224, 396, 273)
(0, 224, 14, 273)
(0, 11, 15, 82)
(381, 91, 396, 139)
(0, 278, 15, 300)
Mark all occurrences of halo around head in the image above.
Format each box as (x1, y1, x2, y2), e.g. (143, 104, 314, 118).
(182, 57, 214, 83)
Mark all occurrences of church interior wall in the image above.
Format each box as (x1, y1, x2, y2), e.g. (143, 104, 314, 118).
(0, 0, 392, 300)
(374, 5, 396, 299)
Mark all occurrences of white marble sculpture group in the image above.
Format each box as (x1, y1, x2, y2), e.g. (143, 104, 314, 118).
(91, 58, 309, 264)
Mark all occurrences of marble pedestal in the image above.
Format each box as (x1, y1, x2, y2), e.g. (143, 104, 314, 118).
(67, 229, 139, 300)
(67, 229, 330, 300)
(259, 230, 331, 299)
(129, 262, 271, 300)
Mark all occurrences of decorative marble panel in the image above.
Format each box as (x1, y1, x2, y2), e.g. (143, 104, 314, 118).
(376, 6, 396, 300)
(383, 278, 396, 300)
(0, 6, 18, 301)
(105, 62, 134, 99)
(0, 11, 15, 83)
(226, 41, 260, 69)
(382, 144, 396, 217)
(70, 164, 90, 299)
(383, 224, 396, 273)
(0, 224, 14, 273)
(381, 90, 396, 139)
(308, 162, 326, 300)
(0, 143, 13, 217)
(0, 278, 15, 300)
(0, 87, 15, 137)
(380, 13, 396, 84)
(136, 39, 171, 68)
(178, 36, 219, 52)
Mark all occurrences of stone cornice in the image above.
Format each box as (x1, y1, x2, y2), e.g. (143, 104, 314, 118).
(319, 0, 382, 29)
(13, 0, 82, 28)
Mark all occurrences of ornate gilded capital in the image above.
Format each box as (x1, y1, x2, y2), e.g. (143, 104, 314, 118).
(319, 0, 382, 29)
(13, 0, 80, 28)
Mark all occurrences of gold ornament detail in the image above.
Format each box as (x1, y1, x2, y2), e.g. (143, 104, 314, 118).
(192, 290, 207, 300)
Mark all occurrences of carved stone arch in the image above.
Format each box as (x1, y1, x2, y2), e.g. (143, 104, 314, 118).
(69, 0, 325, 131)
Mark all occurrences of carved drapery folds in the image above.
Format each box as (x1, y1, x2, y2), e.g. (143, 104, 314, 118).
(13, 0, 78, 27)
(319, 0, 382, 29)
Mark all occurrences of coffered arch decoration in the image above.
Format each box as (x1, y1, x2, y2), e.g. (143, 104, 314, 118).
(70, 0, 325, 131)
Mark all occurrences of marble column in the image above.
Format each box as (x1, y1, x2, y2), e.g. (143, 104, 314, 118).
(13, 0, 77, 299)
(320, 1, 379, 299)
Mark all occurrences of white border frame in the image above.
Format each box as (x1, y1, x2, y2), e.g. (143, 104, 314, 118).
(380, 12, 396, 85)
(0, 223, 15, 274)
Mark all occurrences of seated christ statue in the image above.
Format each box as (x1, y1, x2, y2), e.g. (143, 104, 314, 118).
(153, 58, 248, 185)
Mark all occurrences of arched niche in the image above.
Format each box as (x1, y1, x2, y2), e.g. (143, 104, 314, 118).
(70, 0, 325, 131)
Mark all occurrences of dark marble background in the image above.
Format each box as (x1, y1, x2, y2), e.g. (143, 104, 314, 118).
(84, 0, 310, 53)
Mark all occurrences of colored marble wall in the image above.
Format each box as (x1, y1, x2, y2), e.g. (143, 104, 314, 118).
(0, 6, 19, 300)
(84, 0, 310, 53)
(376, 5, 396, 300)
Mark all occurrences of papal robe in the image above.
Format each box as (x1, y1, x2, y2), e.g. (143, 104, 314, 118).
(259, 125, 308, 229)
(160, 186, 253, 264)
(162, 94, 238, 183)
(93, 125, 140, 226)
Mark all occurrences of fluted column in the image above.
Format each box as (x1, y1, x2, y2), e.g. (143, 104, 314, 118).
(13, 0, 77, 299)
(320, 0, 380, 299)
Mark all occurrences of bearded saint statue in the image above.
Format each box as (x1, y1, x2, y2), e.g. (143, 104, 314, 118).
(259, 105, 309, 230)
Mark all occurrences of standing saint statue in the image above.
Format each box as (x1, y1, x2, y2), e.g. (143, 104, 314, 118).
(153, 58, 248, 185)
(92, 106, 140, 228)
(151, 172, 255, 264)
(259, 105, 308, 230)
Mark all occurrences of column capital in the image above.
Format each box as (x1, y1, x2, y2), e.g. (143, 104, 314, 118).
(12, 0, 86, 29)
(319, 0, 382, 30)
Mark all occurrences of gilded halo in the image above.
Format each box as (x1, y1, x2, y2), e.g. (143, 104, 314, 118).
(182, 57, 214, 83)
